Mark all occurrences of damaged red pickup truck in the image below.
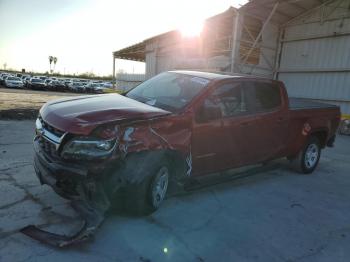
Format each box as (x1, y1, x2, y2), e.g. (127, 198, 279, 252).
(22, 71, 340, 246)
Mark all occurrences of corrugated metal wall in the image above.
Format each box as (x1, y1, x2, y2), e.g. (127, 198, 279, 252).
(145, 51, 156, 79)
(145, 42, 157, 79)
(115, 73, 145, 92)
(278, 0, 350, 115)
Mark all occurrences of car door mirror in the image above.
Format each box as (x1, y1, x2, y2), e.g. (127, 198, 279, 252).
(196, 99, 222, 123)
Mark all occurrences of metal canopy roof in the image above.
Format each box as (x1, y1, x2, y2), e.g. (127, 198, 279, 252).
(113, 41, 146, 62)
(113, 0, 331, 62)
(113, 30, 180, 62)
(240, 0, 329, 25)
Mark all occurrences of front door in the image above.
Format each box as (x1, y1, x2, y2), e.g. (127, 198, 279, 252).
(192, 81, 258, 175)
(192, 98, 228, 176)
(214, 81, 260, 167)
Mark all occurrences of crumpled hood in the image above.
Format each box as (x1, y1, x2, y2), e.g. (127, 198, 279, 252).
(40, 94, 170, 135)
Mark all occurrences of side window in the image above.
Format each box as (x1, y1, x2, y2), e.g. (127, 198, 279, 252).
(210, 82, 246, 117)
(196, 82, 246, 123)
(244, 81, 281, 112)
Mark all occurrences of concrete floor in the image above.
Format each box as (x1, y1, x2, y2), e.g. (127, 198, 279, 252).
(0, 120, 350, 262)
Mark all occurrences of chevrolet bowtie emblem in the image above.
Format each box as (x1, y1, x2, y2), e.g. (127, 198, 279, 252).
(35, 118, 44, 136)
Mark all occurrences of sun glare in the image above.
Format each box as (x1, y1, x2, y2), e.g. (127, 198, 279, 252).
(179, 20, 204, 37)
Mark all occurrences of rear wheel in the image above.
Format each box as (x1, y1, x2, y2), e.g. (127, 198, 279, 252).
(289, 136, 321, 174)
(339, 120, 350, 135)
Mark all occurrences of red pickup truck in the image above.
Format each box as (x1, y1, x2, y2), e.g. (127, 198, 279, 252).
(25, 71, 340, 246)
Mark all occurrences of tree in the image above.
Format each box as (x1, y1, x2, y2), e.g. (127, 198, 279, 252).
(48, 56, 53, 73)
(53, 57, 58, 72)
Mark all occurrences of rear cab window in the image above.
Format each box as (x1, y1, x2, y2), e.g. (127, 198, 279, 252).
(243, 81, 281, 113)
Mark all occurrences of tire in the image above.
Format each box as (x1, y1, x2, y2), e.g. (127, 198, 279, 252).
(289, 136, 321, 174)
(339, 120, 350, 135)
(123, 159, 170, 215)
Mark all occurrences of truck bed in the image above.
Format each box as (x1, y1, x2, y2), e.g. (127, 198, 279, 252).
(289, 98, 338, 110)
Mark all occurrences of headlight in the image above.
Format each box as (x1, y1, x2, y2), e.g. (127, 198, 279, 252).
(61, 137, 117, 160)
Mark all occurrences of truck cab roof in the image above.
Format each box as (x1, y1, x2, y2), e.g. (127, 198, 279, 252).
(169, 70, 273, 81)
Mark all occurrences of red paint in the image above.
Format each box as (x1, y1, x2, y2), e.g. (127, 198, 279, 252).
(39, 73, 341, 176)
(40, 94, 170, 135)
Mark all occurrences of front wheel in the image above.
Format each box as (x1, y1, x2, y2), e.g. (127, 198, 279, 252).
(150, 166, 169, 210)
(289, 136, 321, 174)
(123, 159, 170, 215)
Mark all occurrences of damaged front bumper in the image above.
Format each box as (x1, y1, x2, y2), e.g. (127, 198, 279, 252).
(21, 138, 114, 247)
(32, 136, 92, 199)
(21, 200, 105, 248)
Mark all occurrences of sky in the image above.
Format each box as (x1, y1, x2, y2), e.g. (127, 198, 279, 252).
(0, 0, 247, 76)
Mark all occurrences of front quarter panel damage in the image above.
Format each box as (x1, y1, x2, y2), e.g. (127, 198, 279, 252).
(21, 114, 193, 247)
(107, 115, 193, 199)
(118, 115, 192, 157)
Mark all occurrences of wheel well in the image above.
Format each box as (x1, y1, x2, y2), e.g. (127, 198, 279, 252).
(164, 150, 187, 181)
(310, 131, 327, 148)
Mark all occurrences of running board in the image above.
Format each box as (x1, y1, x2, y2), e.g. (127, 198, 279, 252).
(184, 162, 281, 191)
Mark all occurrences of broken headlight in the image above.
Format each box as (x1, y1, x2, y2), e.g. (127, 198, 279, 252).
(61, 137, 117, 160)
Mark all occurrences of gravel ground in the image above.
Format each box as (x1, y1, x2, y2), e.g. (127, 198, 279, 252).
(0, 88, 78, 119)
(0, 120, 350, 261)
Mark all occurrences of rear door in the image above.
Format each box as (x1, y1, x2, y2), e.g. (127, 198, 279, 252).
(243, 80, 289, 160)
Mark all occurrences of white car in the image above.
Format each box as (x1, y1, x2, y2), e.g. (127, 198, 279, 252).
(102, 82, 113, 88)
(4, 76, 24, 88)
(67, 82, 86, 93)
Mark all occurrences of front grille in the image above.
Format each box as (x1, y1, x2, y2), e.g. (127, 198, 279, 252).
(38, 116, 65, 137)
(37, 116, 65, 159)
(38, 136, 61, 159)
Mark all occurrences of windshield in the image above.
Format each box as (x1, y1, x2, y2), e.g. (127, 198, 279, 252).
(126, 72, 210, 112)
(32, 78, 43, 83)
(8, 77, 21, 81)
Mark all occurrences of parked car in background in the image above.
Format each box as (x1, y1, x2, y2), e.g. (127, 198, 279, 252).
(85, 82, 103, 93)
(38, 76, 47, 81)
(3, 76, 24, 88)
(63, 79, 72, 88)
(21, 75, 30, 82)
(67, 81, 86, 92)
(27, 78, 47, 90)
(47, 80, 67, 92)
(54, 80, 68, 92)
(103, 82, 113, 88)
(23, 77, 32, 88)
(0, 74, 10, 86)
(44, 80, 56, 91)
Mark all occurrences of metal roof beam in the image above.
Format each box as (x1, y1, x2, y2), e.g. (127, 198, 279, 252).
(286, 2, 308, 11)
(282, 0, 336, 26)
(239, 10, 280, 26)
(248, 2, 294, 19)
(241, 2, 279, 65)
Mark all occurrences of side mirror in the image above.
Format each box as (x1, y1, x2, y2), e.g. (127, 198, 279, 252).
(196, 100, 222, 123)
